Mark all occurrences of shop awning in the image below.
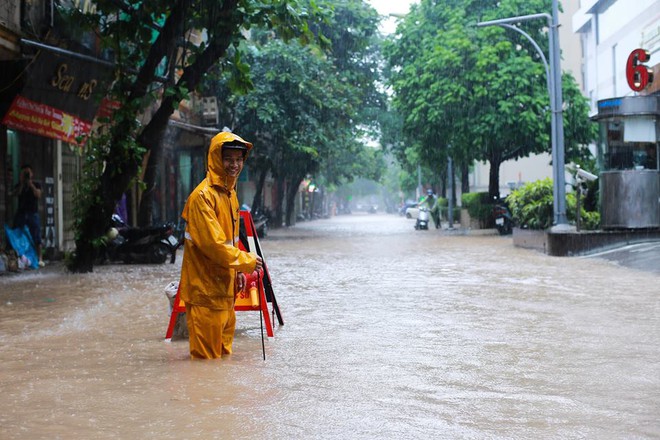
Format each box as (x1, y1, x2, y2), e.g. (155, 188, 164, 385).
(1, 42, 113, 144)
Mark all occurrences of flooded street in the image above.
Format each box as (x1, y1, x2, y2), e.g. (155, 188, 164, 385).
(1, 213, 659, 439)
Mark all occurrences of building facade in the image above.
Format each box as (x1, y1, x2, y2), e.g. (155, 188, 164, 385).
(573, 0, 660, 229)
(1, 0, 105, 257)
(1, 2, 280, 267)
(573, 0, 660, 107)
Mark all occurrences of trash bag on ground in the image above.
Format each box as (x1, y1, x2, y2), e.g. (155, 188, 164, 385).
(4, 225, 39, 270)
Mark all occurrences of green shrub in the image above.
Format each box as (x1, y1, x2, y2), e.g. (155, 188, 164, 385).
(508, 178, 601, 230)
(507, 178, 554, 230)
(461, 192, 493, 227)
(438, 206, 461, 221)
(581, 211, 601, 231)
(566, 193, 601, 230)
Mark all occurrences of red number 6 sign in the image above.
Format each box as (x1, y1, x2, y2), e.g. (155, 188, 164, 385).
(626, 49, 654, 92)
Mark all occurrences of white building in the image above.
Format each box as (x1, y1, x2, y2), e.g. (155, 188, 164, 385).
(573, 0, 660, 109)
(574, 0, 660, 230)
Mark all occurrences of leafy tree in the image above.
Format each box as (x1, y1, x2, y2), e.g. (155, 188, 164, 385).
(213, 0, 385, 226)
(64, 0, 327, 272)
(384, 0, 596, 199)
(228, 37, 382, 226)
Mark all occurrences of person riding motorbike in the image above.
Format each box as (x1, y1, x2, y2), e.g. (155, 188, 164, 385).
(419, 189, 441, 229)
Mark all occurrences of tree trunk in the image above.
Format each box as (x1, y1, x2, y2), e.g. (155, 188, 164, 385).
(450, 160, 457, 207)
(70, 0, 241, 272)
(488, 158, 502, 199)
(70, 149, 139, 272)
(437, 166, 446, 199)
(136, 45, 179, 226)
(284, 176, 300, 227)
(251, 166, 268, 213)
(460, 162, 470, 194)
(138, 3, 239, 225)
(272, 177, 285, 228)
(136, 93, 181, 225)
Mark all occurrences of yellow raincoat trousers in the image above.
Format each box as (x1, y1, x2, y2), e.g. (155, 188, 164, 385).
(180, 132, 258, 359)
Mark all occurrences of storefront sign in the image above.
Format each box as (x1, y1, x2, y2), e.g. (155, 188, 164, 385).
(21, 50, 111, 122)
(626, 49, 654, 92)
(1, 95, 91, 145)
(0, 48, 114, 143)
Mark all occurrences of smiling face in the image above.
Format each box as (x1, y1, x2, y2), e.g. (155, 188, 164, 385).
(222, 148, 245, 178)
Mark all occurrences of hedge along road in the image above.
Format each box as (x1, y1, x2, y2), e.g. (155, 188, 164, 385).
(0, 212, 658, 439)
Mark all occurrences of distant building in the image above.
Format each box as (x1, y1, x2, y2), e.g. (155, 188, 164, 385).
(573, 0, 660, 107)
(574, 0, 659, 230)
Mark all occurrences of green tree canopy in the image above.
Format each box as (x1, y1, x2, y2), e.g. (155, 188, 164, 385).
(384, 0, 596, 198)
(65, 0, 329, 272)
(211, 0, 386, 226)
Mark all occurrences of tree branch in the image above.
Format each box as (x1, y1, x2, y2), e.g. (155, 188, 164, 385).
(128, 0, 192, 100)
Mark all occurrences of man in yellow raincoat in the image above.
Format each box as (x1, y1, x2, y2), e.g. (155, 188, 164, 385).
(180, 131, 263, 359)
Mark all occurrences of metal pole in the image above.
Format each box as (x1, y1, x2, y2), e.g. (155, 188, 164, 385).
(20, 38, 170, 83)
(477, 6, 569, 228)
(547, 25, 559, 225)
(576, 184, 582, 232)
(260, 307, 266, 361)
(447, 156, 454, 230)
(499, 21, 559, 224)
(551, 0, 569, 227)
(498, 24, 550, 82)
(476, 13, 551, 27)
(496, 23, 559, 222)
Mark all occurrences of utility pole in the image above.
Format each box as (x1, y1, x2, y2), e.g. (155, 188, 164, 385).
(477, 0, 569, 228)
(447, 156, 454, 230)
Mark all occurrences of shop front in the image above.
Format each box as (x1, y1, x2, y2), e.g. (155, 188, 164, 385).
(1, 47, 111, 256)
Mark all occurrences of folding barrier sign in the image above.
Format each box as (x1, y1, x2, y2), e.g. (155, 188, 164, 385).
(165, 210, 283, 340)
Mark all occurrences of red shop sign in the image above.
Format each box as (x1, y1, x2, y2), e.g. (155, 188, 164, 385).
(2, 95, 91, 145)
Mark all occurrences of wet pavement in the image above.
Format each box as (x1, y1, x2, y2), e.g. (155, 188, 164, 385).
(0, 213, 658, 439)
(583, 241, 660, 275)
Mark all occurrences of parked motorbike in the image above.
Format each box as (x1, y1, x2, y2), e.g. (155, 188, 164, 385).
(493, 200, 513, 235)
(103, 214, 179, 264)
(415, 207, 430, 230)
(243, 205, 269, 238)
(252, 209, 269, 238)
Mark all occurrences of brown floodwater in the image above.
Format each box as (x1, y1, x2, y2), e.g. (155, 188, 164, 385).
(1, 213, 659, 439)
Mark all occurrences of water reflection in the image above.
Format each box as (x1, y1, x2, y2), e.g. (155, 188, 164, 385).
(1, 213, 658, 439)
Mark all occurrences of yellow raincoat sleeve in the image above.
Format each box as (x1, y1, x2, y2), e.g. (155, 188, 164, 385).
(185, 190, 257, 274)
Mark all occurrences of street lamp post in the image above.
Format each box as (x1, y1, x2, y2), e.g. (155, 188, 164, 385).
(477, 0, 569, 228)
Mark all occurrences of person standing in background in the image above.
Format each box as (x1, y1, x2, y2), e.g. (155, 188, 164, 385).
(11, 164, 45, 267)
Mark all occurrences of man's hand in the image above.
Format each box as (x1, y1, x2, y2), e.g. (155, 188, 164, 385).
(255, 255, 263, 272)
(236, 272, 246, 294)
